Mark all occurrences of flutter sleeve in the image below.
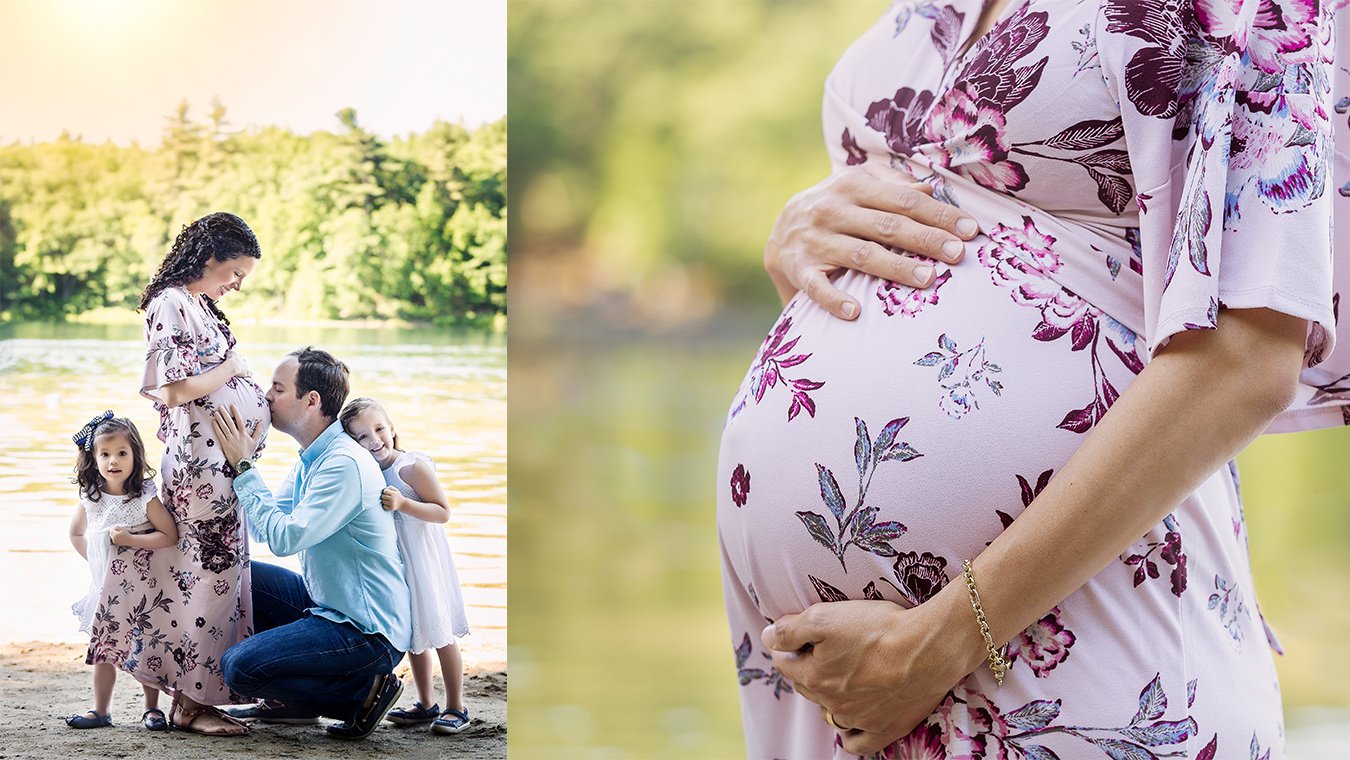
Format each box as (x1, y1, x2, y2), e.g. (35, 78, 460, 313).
(141, 288, 204, 404)
(1097, 0, 1349, 432)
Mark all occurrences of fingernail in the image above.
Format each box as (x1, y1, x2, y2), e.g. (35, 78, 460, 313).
(942, 240, 963, 260)
(915, 265, 934, 284)
(840, 302, 857, 319)
(761, 623, 777, 648)
(957, 218, 978, 237)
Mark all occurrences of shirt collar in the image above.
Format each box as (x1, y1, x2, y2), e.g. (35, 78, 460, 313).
(298, 420, 344, 466)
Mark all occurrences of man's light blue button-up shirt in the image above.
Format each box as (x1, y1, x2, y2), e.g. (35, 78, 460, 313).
(233, 420, 412, 652)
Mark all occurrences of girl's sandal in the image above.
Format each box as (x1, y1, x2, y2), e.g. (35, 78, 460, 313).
(65, 710, 112, 729)
(169, 694, 250, 736)
(143, 708, 169, 731)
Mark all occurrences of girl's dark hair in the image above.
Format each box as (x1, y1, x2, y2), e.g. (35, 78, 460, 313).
(339, 397, 401, 451)
(139, 212, 261, 325)
(72, 417, 157, 503)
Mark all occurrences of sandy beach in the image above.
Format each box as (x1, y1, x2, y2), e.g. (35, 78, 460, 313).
(0, 641, 505, 759)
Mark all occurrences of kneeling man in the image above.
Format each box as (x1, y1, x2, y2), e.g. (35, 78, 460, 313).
(214, 346, 411, 739)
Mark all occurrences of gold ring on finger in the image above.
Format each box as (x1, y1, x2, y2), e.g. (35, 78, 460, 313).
(824, 711, 851, 732)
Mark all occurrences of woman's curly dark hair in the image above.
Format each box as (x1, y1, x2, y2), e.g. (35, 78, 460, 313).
(139, 212, 261, 325)
(72, 417, 157, 503)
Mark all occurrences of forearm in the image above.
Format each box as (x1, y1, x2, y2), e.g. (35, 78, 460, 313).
(398, 498, 449, 524)
(927, 310, 1305, 674)
(161, 362, 236, 407)
(70, 535, 87, 560)
(118, 531, 177, 550)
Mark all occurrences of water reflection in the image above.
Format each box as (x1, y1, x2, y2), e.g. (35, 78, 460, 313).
(0, 322, 506, 670)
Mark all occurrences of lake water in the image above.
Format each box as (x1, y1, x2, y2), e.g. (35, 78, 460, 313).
(0, 321, 506, 670)
(508, 327, 1350, 758)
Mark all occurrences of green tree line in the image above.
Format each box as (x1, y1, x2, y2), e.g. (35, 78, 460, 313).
(0, 101, 505, 326)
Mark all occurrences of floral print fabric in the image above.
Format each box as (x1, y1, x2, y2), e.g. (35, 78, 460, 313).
(82, 286, 271, 704)
(719, 1, 1349, 757)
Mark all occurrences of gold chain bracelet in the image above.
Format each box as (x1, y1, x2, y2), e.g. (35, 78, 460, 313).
(962, 559, 1011, 686)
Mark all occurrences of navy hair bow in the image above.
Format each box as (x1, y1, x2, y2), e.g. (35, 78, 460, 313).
(72, 410, 115, 451)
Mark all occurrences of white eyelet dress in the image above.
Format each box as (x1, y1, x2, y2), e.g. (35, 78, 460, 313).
(384, 451, 470, 653)
(73, 480, 157, 634)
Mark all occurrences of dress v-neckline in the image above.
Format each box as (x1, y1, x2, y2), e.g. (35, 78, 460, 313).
(956, 0, 1025, 61)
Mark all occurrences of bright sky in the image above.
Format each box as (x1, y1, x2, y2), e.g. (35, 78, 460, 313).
(0, 0, 505, 146)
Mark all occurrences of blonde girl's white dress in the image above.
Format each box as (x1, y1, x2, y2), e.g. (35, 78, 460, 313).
(384, 451, 470, 652)
(72, 480, 157, 634)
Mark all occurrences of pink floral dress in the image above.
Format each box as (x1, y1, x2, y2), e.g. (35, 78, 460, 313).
(83, 286, 269, 704)
(717, 2, 1350, 758)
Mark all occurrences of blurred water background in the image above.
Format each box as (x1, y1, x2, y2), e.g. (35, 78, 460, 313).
(0, 321, 506, 670)
(508, 1, 1350, 756)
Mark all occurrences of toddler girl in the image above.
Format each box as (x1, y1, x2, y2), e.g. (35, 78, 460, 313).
(66, 412, 178, 730)
(340, 397, 471, 735)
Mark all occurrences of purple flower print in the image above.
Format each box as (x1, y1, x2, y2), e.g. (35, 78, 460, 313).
(879, 722, 945, 760)
(866, 87, 937, 157)
(918, 85, 1030, 192)
(1005, 607, 1076, 677)
(110, 559, 127, 575)
(914, 674, 1197, 759)
(744, 314, 825, 423)
(730, 464, 751, 508)
(146, 655, 162, 671)
(1123, 515, 1189, 596)
(880, 551, 950, 607)
(213, 579, 229, 596)
(877, 268, 952, 317)
(841, 128, 867, 166)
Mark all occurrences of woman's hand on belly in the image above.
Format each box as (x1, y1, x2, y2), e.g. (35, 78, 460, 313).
(762, 597, 981, 755)
(765, 163, 978, 318)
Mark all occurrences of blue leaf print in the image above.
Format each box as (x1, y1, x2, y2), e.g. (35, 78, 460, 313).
(809, 575, 850, 603)
(1187, 678, 1197, 708)
(871, 417, 909, 463)
(938, 356, 959, 381)
(1131, 673, 1167, 724)
(1095, 738, 1158, 760)
(1021, 745, 1062, 760)
(816, 464, 847, 522)
(1005, 699, 1062, 731)
(734, 633, 752, 669)
(854, 418, 871, 479)
(915, 351, 945, 366)
(1124, 717, 1197, 747)
(939, 332, 957, 352)
(795, 511, 836, 553)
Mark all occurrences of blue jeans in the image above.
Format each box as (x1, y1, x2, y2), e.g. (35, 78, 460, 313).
(221, 562, 404, 721)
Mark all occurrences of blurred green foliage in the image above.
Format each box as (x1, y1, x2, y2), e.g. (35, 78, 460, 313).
(510, 0, 880, 322)
(0, 101, 505, 325)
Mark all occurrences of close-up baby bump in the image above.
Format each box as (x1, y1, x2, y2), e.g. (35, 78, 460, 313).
(718, 249, 1145, 618)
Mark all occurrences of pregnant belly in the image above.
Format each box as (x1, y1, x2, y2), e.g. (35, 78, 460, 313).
(716, 245, 1144, 621)
(207, 376, 271, 437)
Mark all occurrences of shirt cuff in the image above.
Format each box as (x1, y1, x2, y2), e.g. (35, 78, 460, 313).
(233, 467, 264, 499)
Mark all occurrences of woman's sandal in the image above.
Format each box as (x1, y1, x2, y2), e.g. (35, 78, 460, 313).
(168, 694, 250, 736)
(143, 708, 168, 731)
(65, 710, 112, 729)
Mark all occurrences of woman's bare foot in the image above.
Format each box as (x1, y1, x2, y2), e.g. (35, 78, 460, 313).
(171, 694, 249, 736)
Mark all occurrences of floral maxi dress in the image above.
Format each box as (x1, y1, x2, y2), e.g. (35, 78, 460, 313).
(717, 2, 1350, 758)
(84, 286, 270, 705)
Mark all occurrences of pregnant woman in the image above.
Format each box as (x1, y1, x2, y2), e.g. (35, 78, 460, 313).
(97, 212, 270, 735)
(717, 2, 1350, 757)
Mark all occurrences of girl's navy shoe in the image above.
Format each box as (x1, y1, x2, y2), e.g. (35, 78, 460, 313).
(65, 710, 112, 729)
(432, 706, 470, 734)
(386, 701, 441, 726)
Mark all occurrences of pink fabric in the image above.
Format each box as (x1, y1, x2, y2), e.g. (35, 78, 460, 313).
(718, 1, 1347, 757)
(84, 286, 272, 703)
